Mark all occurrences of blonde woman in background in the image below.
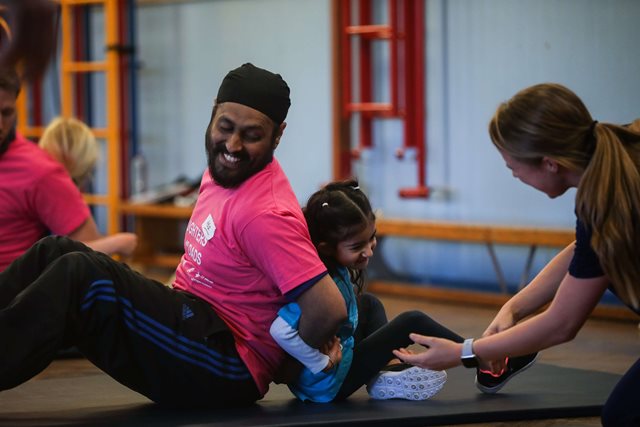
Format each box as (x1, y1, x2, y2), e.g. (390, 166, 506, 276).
(394, 83, 640, 427)
(40, 116, 138, 257)
(39, 116, 98, 188)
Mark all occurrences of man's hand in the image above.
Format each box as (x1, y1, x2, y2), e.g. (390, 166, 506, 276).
(320, 337, 342, 372)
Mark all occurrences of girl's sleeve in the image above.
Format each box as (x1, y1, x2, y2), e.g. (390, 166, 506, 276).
(270, 304, 329, 374)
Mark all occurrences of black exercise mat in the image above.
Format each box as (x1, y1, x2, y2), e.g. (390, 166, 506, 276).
(0, 363, 619, 426)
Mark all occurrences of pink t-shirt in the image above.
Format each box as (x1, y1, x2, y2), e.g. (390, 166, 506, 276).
(173, 159, 326, 396)
(0, 134, 91, 270)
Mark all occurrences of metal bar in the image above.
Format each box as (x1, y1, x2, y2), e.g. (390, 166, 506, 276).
(117, 0, 129, 206)
(83, 193, 110, 205)
(358, 0, 373, 151)
(121, 0, 135, 201)
(17, 126, 46, 138)
(389, 0, 398, 115)
(60, 0, 105, 5)
(18, 126, 109, 139)
(72, 3, 85, 119)
(63, 61, 108, 72)
(413, 0, 426, 188)
(487, 242, 509, 294)
(105, 0, 122, 234)
(519, 245, 537, 290)
(396, 1, 412, 160)
(398, 0, 428, 198)
(346, 102, 394, 113)
(331, 0, 347, 180)
(345, 24, 392, 37)
(15, 87, 29, 135)
(338, 0, 352, 178)
(60, 3, 73, 116)
(341, 0, 351, 120)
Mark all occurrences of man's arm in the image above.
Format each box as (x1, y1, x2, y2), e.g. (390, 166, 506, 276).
(85, 232, 138, 256)
(295, 274, 347, 348)
(67, 216, 102, 243)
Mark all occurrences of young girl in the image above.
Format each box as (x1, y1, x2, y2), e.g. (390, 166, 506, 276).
(270, 180, 464, 402)
(39, 116, 138, 257)
(393, 83, 640, 426)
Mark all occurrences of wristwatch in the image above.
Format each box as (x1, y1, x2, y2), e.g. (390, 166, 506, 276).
(461, 338, 479, 368)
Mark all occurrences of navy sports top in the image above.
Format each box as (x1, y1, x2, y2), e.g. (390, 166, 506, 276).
(568, 217, 604, 279)
(569, 216, 640, 315)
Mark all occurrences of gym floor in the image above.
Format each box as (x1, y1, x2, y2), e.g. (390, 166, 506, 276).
(33, 289, 639, 427)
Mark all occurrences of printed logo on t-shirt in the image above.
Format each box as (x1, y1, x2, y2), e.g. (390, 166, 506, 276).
(186, 220, 208, 247)
(192, 271, 214, 288)
(202, 214, 216, 241)
(185, 219, 209, 265)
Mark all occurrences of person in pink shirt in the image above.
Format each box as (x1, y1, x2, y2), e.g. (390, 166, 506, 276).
(38, 116, 138, 258)
(0, 63, 346, 408)
(0, 68, 103, 271)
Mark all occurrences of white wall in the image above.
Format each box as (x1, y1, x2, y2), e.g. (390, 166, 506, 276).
(135, 0, 640, 292)
(136, 0, 332, 201)
(361, 0, 640, 290)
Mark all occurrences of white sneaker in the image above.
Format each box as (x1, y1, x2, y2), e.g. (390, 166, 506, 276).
(366, 365, 447, 400)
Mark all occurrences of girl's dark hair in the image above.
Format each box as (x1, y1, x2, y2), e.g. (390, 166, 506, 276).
(304, 179, 375, 294)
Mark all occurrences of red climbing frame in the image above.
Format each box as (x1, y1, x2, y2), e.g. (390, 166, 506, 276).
(333, 0, 428, 198)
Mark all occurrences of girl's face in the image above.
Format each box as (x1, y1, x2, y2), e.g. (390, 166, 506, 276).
(499, 149, 573, 198)
(332, 220, 377, 270)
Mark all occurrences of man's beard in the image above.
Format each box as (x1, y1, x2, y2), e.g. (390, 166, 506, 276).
(0, 127, 16, 159)
(205, 136, 274, 188)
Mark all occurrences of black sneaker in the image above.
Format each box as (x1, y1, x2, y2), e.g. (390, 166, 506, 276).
(475, 353, 538, 394)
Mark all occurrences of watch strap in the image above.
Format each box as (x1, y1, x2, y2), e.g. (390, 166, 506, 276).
(461, 338, 478, 368)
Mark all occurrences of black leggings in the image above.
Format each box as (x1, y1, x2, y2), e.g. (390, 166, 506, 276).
(354, 292, 389, 343)
(0, 236, 259, 408)
(601, 356, 640, 426)
(335, 306, 463, 399)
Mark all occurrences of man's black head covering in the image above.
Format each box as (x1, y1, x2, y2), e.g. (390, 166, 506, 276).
(216, 63, 291, 125)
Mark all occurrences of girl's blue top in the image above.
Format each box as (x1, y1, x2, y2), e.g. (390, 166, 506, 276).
(277, 265, 358, 402)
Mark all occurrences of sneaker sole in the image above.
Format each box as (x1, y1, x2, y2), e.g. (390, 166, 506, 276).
(367, 367, 447, 401)
(475, 354, 539, 394)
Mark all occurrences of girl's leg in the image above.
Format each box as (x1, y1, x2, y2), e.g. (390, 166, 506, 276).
(354, 292, 388, 344)
(335, 310, 463, 399)
(0, 247, 260, 408)
(601, 357, 640, 426)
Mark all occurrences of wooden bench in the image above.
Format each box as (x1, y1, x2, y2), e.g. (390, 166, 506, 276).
(371, 218, 638, 321)
(374, 218, 575, 293)
(376, 219, 574, 246)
